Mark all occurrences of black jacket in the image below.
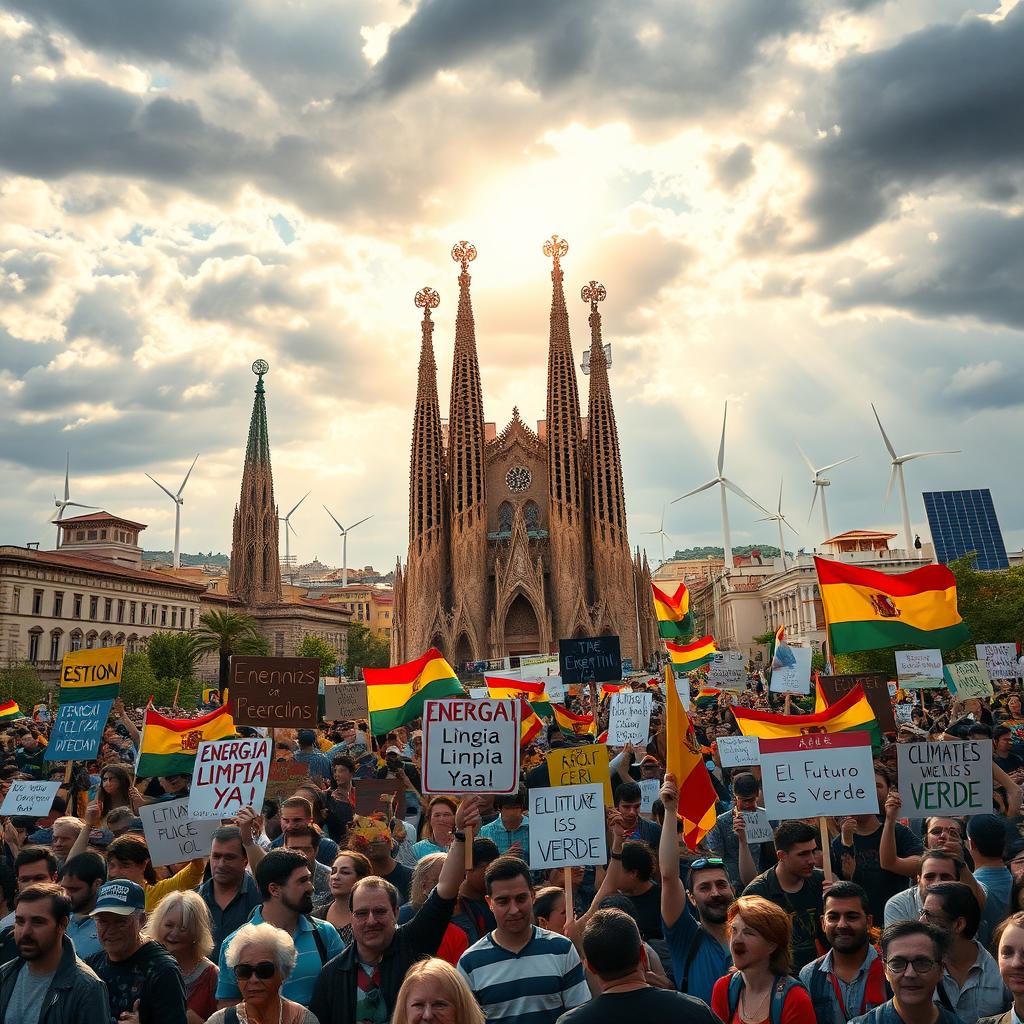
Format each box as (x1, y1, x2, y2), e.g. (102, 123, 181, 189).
(0, 934, 110, 1024)
(309, 887, 456, 1024)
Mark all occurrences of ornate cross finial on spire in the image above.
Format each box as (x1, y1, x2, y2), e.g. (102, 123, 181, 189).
(251, 358, 269, 393)
(451, 240, 477, 273)
(543, 234, 569, 269)
(415, 286, 440, 320)
(581, 280, 607, 312)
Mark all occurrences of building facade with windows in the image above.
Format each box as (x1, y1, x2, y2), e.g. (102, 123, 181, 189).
(323, 584, 393, 640)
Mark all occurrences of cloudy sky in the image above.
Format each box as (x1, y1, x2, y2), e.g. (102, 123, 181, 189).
(2, 0, 1022, 572)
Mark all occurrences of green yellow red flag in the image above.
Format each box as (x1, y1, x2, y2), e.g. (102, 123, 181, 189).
(652, 582, 694, 640)
(136, 703, 236, 778)
(364, 648, 463, 735)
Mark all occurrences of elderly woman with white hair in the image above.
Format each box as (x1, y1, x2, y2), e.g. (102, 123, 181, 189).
(206, 921, 320, 1024)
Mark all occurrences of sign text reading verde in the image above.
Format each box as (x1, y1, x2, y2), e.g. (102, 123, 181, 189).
(896, 740, 993, 817)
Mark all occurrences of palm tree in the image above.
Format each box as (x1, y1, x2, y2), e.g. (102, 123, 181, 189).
(192, 610, 271, 693)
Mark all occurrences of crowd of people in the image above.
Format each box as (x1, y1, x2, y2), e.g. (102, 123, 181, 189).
(2, 674, 1024, 1024)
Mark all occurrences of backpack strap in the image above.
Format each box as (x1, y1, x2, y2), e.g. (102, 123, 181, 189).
(678, 922, 706, 994)
(727, 971, 745, 1021)
(305, 916, 329, 964)
(769, 976, 801, 1024)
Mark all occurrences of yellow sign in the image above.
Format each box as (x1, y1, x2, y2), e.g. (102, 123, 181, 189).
(59, 646, 124, 700)
(546, 743, 612, 805)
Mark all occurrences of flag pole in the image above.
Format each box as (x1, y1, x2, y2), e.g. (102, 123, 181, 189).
(819, 818, 833, 882)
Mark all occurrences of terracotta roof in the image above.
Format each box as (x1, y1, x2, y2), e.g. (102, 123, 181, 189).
(824, 529, 897, 543)
(0, 546, 206, 591)
(53, 511, 148, 530)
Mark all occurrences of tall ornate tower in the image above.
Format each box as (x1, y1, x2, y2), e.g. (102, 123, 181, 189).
(543, 236, 589, 638)
(446, 242, 489, 660)
(229, 359, 282, 606)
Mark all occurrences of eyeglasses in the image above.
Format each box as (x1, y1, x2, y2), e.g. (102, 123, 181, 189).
(885, 956, 938, 975)
(918, 909, 947, 924)
(234, 961, 276, 980)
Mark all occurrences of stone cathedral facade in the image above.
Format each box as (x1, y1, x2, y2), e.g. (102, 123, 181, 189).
(392, 238, 658, 669)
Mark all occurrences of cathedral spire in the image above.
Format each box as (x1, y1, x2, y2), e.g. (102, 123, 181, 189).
(229, 359, 282, 606)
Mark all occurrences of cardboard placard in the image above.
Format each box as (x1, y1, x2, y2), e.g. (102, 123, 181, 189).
(188, 737, 272, 820)
(976, 644, 1020, 681)
(354, 778, 404, 816)
(708, 651, 745, 690)
(897, 739, 993, 817)
(59, 646, 123, 699)
(1, 780, 61, 816)
(324, 681, 369, 722)
(741, 809, 774, 844)
(639, 777, 660, 814)
(559, 636, 622, 684)
(716, 735, 761, 768)
(229, 656, 319, 728)
(769, 647, 812, 694)
(944, 661, 993, 700)
(264, 760, 313, 805)
(421, 699, 521, 795)
(546, 744, 612, 804)
(820, 672, 896, 733)
(606, 691, 653, 747)
(895, 650, 945, 689)
(139, 797, 222, 867)
(759, 733, 879, 820)
(528, 784, 608, 869)
(44, 699, 113, 761)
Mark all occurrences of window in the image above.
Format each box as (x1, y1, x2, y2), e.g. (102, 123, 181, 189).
(129, 602, 136, 624)
(76, 530, 84, 541)
(141, 603, 147, 624)
(52, 591, 64, 617)
(524, 500, 540, 530)
(100, 530, 107, 540)
(87, 530, 97, 540)
(32, 589, 43, 615)
(160, 606, 167, 626)
(189, 609, 195, 628)
(49, 632, 61, 661)
(89, 597, 98, 619)
(498, 502, 514, 532)
(104, 598, 112, 621)
(275, 632, 285, 657)
(117, 600, 125, 622)
(11, 587, 20, 613)
(73, 594, 82, 618)
(171, 608, 178, 628)
(70, 631, 82, 652)
(28, 630, 42, 661)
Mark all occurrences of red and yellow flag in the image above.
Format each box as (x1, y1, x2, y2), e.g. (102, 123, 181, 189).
(0, 699, 21, 721)
(666, 635, 717, 673)
(519, 697, 543, 746)
(136, 703, 236, 778)
(652, 582, 693, 639)
(552, 703, 596, 737)
(486, 677, 553, 718)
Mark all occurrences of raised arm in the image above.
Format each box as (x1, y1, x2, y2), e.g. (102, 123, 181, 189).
(437, 796, 482, 899)
(658, 773, 686, 929)
(235, 806, 265, 870)
(879, 792, 921, 877)
(733, 810, 758, 887)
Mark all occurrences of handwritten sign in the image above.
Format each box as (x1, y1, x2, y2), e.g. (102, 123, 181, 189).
(742, 810, 775, 844)
(639, 777, 660, 814)
(759, 733, 878, 820)
(139, 798, 222, 866)
(354, 778, 404, 815)
(708, 651, 745, 690)
(44, 699, 113, 761)
(977, 644, 1020, 681)
(895, 650, 945, 689)
(546, 744, 612, 804)
(324, 681, 368, 722)
(769, 647, 812, 694)
(188, 737, 272, 820)
(606, 691, 653, 746)
(421, 699, 520, 795)
(229, 656, 319, 728)
(59, 646, 123, 699)
(529, 784, 607, 869)
(544, 678, 566, 703)
(897, 740, 993, 817)
(264, 761, 313, 805)
(821, 672, 896, 732)
(944, 661, 993, 700)
(559, 636, 622, 684)
(469, 687, 488, 699)
(1, 780, 61, 816)
(895, 704, 915, 724)
(716, 735, 761, 768)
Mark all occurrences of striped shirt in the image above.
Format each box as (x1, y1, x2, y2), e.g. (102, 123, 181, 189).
(458, 926, 589, 1024)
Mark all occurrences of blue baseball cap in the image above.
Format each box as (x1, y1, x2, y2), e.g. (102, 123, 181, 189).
(90, 880, 146, 916)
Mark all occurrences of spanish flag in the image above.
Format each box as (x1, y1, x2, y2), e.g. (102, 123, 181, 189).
(364, 648, 463, 735)
(732, 683, 881, 749)
(552, 703, 597, 737)
(486, 678, 553, 719)
(599, 683, 625, 702)
(814, 556, 970, 654)
(136, 703, 236, 778)
(667, 635, 717, 673)
(665, 667, 718, 849)
(519, 698, 543, 746)
(0, 699, 21, 721)
(814, 677, 830, 714)
(652, 583, 694, 640)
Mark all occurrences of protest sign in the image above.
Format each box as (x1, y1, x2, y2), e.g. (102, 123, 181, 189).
(59, 646, 123, 700)
(188, 737, 272, 820)
(468, 687, 487, 699)
(716, 735, 761, 769)
(559, 636, 622, 684)
(1, 780, 61, 816)
(518, 655, 561, 678)
(547, 744, 612, 804)
(895, 704, 915, 725)
(708, 651, 745, 690)
(639, 777, 660, 814)
(324, 681, 369, 721)
(741, 810, 775, 844)
(529, 784, 607, 869)
(977, 644, 1020, 681)
(895, 650, 945, 689)
(544, 678, 566, 703)
(897, 739, 993, 817)
(229, 656, 319, 728)
(769, 646, 812, 694)
(944, 661, 993, 700)
(44, 699, 113, 761)
(606, 691, 653, 746)
(354, 778, 405, 815)
(139, 798, 222, 867)
(759, 733, 878, 820)
(421, 699, 520, 795)
(821, 672, 896, 732)
(264, 761, 312, 804)
(675, 672, 691, 711)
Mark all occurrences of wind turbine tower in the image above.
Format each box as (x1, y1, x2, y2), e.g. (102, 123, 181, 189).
(756, 477, 799, 571)
(797, 444, 857, 544)
(146, 454, 199, 569)
(641, 505, 674, 565)
(323, 508, 373, 587)
(53, 453, 97, 548)
(279, 492, 310, 580)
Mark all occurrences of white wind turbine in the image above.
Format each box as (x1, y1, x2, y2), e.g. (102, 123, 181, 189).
(52, 453, 97, 547)
(323, 508, 373, 587)
(641, 505, 675, 565)
(145, 454, 199, 569)
(756, 477, 799, 571)
(872, 403, 960, 557)
(279, 492, 310, 576)
(796, 444, 857, 544)
(671, 402, 770, 578)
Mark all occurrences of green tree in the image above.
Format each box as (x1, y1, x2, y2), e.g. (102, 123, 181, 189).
(191, 611, 270, 691)
(145, 632, 203, 681)
(119, 652, 159, 708)
(345, 625, 390, 677)
(1, 664, 45, 715)
(296, 635, 338, 676)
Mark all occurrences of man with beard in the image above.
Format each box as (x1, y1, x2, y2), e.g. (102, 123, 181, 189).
(214, 849, 344, 1009)
(60, 852, 106, 960)
(199, 824, 262, 960)
(800, 882, 889, 1024)
(0, 882, 109, 1024)
(658, 773, 734, 1004)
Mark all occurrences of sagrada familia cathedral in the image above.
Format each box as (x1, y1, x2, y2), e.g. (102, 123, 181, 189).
(393, 237, 658, 670)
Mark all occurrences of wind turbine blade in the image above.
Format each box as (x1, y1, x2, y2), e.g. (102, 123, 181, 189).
(899, 450, 961, 462)
(717, 402, 728, 475)
(754, 516, 775, 524)
(177, 454, 200, 497)
(782, 517, 800, 535)
(795, 442, 816, 476)
(671, 479, 718, 503)
(288, 523, 299, 538)
(871, 403, 898, 460)
(883, 466, 896, 508)
(286, 491, 311, 519)
(721, 477, 771, 516)
(818, 455, 857, 474)
(64, 502, 96, 510)
(146, 474, 178, 502)
(777, 477, 784, 514)
(64, 452, 70, 502)
(347, 515, 373, 532)
(808, 485, 819, 522)
(323, 505, 345, 533)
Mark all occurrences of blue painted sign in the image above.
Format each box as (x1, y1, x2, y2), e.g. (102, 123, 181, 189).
(44, 699, 114, 761)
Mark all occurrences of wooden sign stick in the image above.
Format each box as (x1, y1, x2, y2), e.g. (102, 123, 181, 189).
(819, 817, 833, 882)
(564, 867, 575, 923)
(464, 824, 474, 871)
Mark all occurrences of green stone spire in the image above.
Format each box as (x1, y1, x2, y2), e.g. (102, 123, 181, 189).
(246, 359, 271, 464)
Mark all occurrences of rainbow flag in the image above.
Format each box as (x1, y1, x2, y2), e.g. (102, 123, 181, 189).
(732, 684, 880, 750)
(486, 677, 553, 719)
(519, 698, 543, 746)
(136, 704, 236, 778)
(814, 556, 970, 654)
(652, 583, 693, 639)
(667, 635, 717, 673)
(364, 648, 464, 734)
(552, 704, 596, 737)
(0, 699, 21, 721)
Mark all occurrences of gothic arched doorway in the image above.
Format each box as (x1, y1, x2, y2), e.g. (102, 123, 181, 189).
(503, 593, 540, 656)
(453, 633, 474, 669)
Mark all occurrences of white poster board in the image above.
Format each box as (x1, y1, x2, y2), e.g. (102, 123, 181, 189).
(529, 784, 607, 869)
(324, 681, 369, 721)
(421, 699, 521, 795)
(139, 797, 223, 867)
(977, 644, 1020, 681)
(188, 737, 272, 820)
(1, 780, 60, 816)
(895, 650, 945, 689)
(708, 651, 745, 690)
(944, 661, 993, 700)
(544, 678, 566, 703)
(606, 691, 653, 746)
(716, 735, 761, 768)
(469, 687, 488, 699)
(896, 739, 993, 818)
(675, 673, 691, 711)
(639, 777, 660, 814)
(759, 733, 878, 820)
(769, 646, 812, 694)
(741, 810, 774, 844)
(895, 704, 915, 724)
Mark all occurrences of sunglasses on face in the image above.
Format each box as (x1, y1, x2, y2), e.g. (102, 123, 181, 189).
(234, 961, 276, 980)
